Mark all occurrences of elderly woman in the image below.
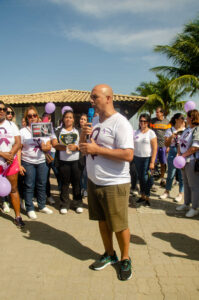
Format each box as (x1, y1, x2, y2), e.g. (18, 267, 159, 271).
(0, 101, 24, 227)
(134, 113, 157, 206)
(176, 109, 199, 217)
(19, 106, 53, 219)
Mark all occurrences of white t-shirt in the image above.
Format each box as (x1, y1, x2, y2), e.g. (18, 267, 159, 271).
(20, 127, 55, 164)
(179, 127, 199, 161)
(0, 120, 20, 168)
(134, 129, 156, 157)
(86, 113, 134, 186)
(59, 128, 80, 162)
(165, 127, 185, 147)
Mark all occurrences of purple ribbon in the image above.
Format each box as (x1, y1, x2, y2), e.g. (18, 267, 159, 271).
(0, 138, 10, 146)
(31, 139, 41, 153)
(181, 142, 186, 148)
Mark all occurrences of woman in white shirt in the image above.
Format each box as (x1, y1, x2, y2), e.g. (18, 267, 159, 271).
(176, 109, 199, 218)
(19, 106, 53, 219)
(160, 113, 185, 202)
(52, 110, 83, 214)
(134, 114, 157, 206)
(0, 101, 24, 227)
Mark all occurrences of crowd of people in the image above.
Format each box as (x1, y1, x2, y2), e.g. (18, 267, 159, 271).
(0, 102, 88, 225)
(0, 85, 199, 281)
(131, 107, 199, 219)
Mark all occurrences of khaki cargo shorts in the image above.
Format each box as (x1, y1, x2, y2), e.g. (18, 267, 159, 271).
(87, 179, 130, 232)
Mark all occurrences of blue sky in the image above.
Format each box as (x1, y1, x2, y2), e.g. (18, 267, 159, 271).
(0, 0, 199, 98)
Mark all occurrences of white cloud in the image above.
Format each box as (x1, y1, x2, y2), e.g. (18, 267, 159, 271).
(64, 26, 180, 52)
(48, 0, 196, 17)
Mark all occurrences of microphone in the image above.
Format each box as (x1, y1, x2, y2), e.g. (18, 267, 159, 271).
(87, 108, 95, 139)
(88, 108, 95, 123)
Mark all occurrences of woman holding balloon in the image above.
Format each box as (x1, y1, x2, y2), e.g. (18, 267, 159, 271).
(160, 113, 185, 202)
(19, 106, 53, 219)
(176, 109, 199, 218)
(0, 101, 25, 227)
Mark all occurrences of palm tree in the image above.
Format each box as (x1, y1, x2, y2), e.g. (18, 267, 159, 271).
(151, 17, 199, 95)
(134, 74, 186, 116)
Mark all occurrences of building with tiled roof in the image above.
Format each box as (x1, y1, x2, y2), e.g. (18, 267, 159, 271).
(0, 89, 147, 126)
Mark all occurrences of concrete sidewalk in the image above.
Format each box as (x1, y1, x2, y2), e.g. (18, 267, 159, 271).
(0, 177, 199, 300)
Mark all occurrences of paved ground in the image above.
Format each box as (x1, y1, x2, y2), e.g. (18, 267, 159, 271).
(0, 176, 199, 300)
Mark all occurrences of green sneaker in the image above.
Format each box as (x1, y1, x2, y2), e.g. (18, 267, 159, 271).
(90, 251, 118, 270)
(119, 258, 132, 281)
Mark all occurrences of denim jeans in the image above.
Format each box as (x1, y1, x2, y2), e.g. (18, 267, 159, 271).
(80, 167, 87, 191)
(134, 156, 154, 197)
(46, 151, 61, 197)
(165, 147, 184, 193)
(130, 160, 138, 190)
(22, 160, 48, 212)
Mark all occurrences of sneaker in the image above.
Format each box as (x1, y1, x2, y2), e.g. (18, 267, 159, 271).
(136, 197, 145, 203)
(60, 208, 68, 214)
(14, 216, 25, 228)
(159, 192, 169, 200)
(39, 207, 53, 214)
(160, 179, 166, 187)
(174, 194, 183, 203)
(27, 210, 37, 219)
(2, 201, 10, 213)
(76, 207, 84, 213)
(176, 204, 189, 211)
(90, 251, 119, 270)
(144, 200, 150, 207)
(185, 208, 199, 218)
(151, 186, 157, 192)
(46, 196, 55, 205)
(132, 190, 139, 196)
(119, 258, 132, 281)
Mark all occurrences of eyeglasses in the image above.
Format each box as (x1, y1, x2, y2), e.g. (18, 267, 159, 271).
(7, 111, 14, 116)
(0, 107, 6, 112)
(90, 94, 98, 100)
(27, 114, 37, 119)
(139, 120, 148, 123)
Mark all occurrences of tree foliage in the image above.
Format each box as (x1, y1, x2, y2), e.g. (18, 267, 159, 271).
(134, 74, 185, 116)
(151, 17, 199, 95)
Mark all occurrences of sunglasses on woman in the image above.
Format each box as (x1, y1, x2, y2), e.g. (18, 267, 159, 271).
(27, 114, 37, 119)
(7, 111, 14, 116)
(0, 107, 7, 112)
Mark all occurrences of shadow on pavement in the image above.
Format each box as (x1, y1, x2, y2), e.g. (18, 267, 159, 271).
(0, 211, 99, 261)
(152, 232, 199, 261)
(130, 234, 146, 245)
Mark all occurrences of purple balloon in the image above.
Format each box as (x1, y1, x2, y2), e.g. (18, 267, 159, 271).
(184, 101, 196, 113)
(45, 102, 56, 114)
(0, 175, 11, 197)
(173, 156, 186, 169)
(61, 106, 73, 115)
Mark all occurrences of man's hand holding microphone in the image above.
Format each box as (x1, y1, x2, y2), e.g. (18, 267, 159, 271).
(79, 108, 98, 155)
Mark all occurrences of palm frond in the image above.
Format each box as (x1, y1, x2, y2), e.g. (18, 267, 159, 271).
(168, 75, 199, 96)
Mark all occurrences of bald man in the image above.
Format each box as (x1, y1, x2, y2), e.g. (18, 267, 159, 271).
(80, 84, 134, 281)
